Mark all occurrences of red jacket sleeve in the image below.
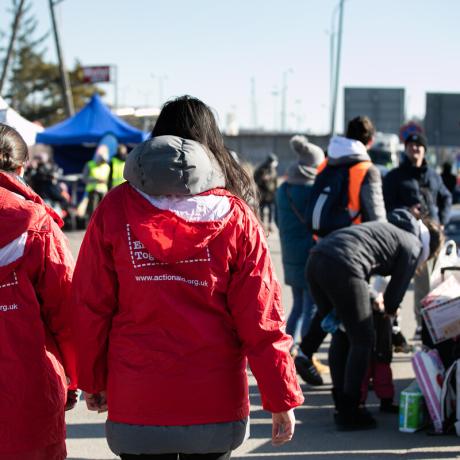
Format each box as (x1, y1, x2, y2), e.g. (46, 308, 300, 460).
(37, 219, 77, 389)
(71, 209, 118, 393)
(227, 205, 304, 413)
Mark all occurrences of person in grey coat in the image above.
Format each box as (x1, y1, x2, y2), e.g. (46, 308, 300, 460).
(275, 135, 324, 341)
(305, 209, 442, 431)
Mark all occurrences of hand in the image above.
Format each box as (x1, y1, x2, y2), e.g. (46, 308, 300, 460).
(409, 204, 422, 220)
(372, 293, 384, 312)
(384, 312, 395, 321)
(272, 409, 295, 446)
(65, 389, 79, 411)
(84, 391, 108, 413)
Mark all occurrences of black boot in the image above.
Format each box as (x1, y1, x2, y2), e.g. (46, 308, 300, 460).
(380, 398, 399, 414)
(331, 388, 340, 422)
(334, 392, 377, 431)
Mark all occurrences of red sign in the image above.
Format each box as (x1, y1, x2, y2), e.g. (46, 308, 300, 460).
(399, 121, 423, 142)
(82, 66, 111, 83)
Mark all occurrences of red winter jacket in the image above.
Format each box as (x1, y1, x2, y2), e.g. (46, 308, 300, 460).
(0, 172, 76, 455)
(73, 184, 304, 426)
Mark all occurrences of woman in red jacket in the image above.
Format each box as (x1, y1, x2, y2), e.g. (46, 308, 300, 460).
(72, 96, 304, 460)
(0, 124, 77, 460)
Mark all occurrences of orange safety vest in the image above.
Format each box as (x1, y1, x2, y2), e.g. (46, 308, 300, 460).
(316, 158, 372, 225)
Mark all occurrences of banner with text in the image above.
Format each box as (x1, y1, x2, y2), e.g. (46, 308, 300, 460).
(82, 66, 111, 83)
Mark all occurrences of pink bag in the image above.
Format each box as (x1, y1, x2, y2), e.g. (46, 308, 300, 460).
(412, 349, 445, 433)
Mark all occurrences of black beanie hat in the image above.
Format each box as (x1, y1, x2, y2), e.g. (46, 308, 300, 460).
(405, 133, 428, 150)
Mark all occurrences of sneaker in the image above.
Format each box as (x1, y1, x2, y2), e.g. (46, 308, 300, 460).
(294, 355, 323, 386)
(392, 331, 414, 353)
(312, 355, 330, 374)
(394, 342, 414, 353)
(392, 330, 407, 347)
(380, 398, 399, 414)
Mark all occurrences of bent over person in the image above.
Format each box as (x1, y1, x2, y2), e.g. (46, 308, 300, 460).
(305, 209, 441, 431)
(0, 124, 77, 460)
(72, 96, 304, 460)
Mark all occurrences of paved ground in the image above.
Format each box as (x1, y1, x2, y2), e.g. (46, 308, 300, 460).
(64, 229, 460, 460)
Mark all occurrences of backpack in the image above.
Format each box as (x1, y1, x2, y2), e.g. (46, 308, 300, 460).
(306, 161, 371, 237)
(441, 359, 460, 435)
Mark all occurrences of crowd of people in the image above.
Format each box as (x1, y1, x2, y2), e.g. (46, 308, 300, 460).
(17, 140, 129, 230)
(272, 117, 449, 431)
(0, 99, 457, 459)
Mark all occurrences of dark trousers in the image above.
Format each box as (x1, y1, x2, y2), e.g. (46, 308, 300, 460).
(306, 252, 375, 401)
(120, 452, 231, 460)
(86, 190, 104, 218)
(298, 309, 328, 358)
(259, 200, 274, 224)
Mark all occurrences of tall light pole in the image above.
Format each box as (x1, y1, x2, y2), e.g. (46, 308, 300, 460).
(0, 0, 26, 95)
(152, 74, 168, 107)
(250, 77, 258, 130)
(328, 3, 340, 119)
(330, 0, 345, 135)
(271, 87, 279, 132)
(280, 68, 293, 132)
(49, 0, 74, 117)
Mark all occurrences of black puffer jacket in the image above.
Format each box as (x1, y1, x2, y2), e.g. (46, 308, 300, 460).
(383, 157, 452, 225)
(310, 209, 422, 315)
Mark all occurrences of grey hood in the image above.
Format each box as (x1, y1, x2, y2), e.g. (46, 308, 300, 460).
(387, 208, 419, 237)
(327, 135, 371, 166)
(124, 135, 225, 196)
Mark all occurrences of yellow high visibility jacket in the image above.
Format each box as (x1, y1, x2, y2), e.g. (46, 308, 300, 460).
(85, 160, 110, 194)
(110, 156, 126, 188)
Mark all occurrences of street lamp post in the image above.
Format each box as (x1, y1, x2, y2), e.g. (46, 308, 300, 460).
(271, 88, 279, 132)
(330, 0, 345, 136)
(49, 0, 74, 117)
(151, 74, 168, 107)
(328, 3, 340, 118)
(280, 68, 293, 132)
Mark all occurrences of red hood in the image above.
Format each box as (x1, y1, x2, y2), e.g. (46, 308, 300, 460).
(123, 185, 233, 264)
(0, 171, 63, 248)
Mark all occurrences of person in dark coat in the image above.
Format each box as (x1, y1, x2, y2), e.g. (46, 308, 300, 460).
(254, 154, 278, 231)
(383, 133, 452, 226)
(383, 133, 452, 338)
(305, 209, 442, 431)
(275, 135, 324, 342)
(441, 161, 456, 197)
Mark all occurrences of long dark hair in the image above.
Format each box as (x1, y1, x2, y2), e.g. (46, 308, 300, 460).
(152, 95, 257, 210)
(0, 123, 28, 172)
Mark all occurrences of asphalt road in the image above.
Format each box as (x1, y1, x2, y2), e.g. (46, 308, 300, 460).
(64, 229, 460, 460)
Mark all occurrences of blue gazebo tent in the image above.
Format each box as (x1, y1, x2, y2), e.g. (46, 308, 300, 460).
(36, 93, 146, 173)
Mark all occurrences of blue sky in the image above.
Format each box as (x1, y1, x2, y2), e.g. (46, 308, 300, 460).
(1, 0, 459, 133)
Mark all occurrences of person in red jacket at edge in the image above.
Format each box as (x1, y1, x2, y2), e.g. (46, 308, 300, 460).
(72, 96, 304, 460)
(0, 124, 77, 460)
